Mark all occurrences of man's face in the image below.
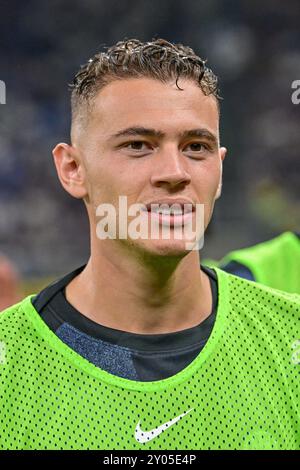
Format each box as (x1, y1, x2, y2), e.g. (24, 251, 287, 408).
(75, 77, 226, 256)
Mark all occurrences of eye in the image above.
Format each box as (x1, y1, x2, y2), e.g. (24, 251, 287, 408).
(125, 141, 150, 151)
(184, 142, 208, 152)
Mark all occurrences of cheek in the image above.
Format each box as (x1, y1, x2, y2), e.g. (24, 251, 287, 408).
(86, 161, 139, 208)
(193, 161, 221, 226)
(194, 160, 221, 199)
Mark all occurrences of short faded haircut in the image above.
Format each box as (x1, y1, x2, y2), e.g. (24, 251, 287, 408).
(70, 38, 221, 136)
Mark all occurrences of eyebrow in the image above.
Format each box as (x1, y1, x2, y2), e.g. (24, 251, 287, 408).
(110, 126, 218, 145)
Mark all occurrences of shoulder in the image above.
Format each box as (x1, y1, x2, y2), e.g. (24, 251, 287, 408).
(214, 267, 300, 318)
(0, 295, 36, 332)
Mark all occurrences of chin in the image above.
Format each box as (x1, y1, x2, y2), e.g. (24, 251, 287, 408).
(135, 237, 199, 258)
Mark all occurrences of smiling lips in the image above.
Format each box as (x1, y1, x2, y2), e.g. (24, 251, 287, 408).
(144, 198, 195, 213)
(141, 199, 195, 227)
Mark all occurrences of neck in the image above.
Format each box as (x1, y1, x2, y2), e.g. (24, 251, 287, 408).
(66, 239, 212, 334)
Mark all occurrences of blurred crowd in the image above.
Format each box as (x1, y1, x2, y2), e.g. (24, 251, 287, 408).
(0, 0, 299, 277)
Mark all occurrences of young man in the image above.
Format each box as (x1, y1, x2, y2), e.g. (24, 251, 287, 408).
(0, 39, 299, 450)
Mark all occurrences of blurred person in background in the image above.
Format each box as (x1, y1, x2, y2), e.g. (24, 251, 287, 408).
(0, 253, 21, 310)
(219, 231, 300, 293)
(204, 146, 300, 293)
(204, 231, 300, 294)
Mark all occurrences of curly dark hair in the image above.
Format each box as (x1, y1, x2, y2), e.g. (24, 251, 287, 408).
(70, 38, 220, 129)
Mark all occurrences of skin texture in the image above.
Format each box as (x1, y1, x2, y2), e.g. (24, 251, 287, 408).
(52, 77, 227, 334)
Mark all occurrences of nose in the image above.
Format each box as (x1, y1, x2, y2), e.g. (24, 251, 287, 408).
(150, 147, 191, 189)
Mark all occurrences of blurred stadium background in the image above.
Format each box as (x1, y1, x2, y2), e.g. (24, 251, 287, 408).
(0, 0, 299, 296)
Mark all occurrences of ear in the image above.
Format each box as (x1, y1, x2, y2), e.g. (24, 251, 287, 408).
(52, 143, 88, 199)
(215, 146, 227, 200)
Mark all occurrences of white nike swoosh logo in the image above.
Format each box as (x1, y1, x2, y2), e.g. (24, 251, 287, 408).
(134, 408, 194, 443)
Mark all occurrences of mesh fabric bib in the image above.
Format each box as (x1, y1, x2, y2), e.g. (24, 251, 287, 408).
(0, 267, 299, 450)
